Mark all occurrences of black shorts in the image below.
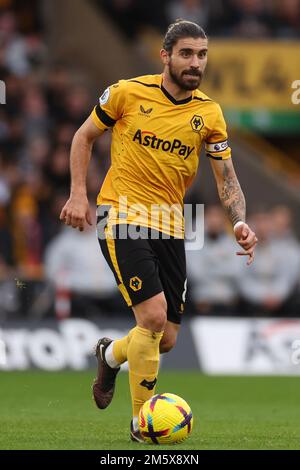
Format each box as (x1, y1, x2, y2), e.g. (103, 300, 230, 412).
(97, 208, 187, 325)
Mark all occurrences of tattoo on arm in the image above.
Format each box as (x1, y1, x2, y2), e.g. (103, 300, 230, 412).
(219, 161, 246, 226)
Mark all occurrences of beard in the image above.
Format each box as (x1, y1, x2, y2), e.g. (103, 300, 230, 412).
(169, 61, 203, 91)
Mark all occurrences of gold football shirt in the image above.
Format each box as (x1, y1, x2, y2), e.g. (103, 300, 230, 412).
(91, 74, 231, 237)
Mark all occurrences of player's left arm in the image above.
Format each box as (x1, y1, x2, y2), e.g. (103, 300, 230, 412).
(206, 103, 257, 264)
(210, 157, 258, 265)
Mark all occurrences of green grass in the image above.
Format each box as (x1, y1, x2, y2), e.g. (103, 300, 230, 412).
(0, 371, 300, 450)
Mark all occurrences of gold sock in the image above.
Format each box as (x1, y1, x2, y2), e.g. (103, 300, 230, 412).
(112, 327, 137, 365)
(127, 326, 163, 417)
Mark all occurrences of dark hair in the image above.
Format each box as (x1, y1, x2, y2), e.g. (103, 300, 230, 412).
(163, 19, 207, 54)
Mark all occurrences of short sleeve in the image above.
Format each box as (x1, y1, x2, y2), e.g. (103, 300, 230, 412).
(91, 80, 127, 131)
(205, 104, 231, 160)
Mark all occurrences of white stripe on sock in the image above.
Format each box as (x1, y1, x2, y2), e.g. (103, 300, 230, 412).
(132, 416, 139, 432)
(105, 342, 120, 369)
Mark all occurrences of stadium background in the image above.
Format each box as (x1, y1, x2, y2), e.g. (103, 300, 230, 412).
(1, 0, 300, 450)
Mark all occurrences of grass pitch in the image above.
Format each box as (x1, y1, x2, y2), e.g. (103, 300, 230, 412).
(0, 371, 299, 450)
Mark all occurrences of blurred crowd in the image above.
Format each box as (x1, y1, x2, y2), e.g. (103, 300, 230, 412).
(0, 3, 300, 320)
(0, 6, 109, 280)
(186, 205, 300, 318)
(100, 0, 300, 39)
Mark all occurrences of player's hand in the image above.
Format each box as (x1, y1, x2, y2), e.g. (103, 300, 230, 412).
(59, 194, 92, 232)
(234, 222, 258, 266)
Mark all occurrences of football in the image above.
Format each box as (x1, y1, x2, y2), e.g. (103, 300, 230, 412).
(138, 393, 193, 444)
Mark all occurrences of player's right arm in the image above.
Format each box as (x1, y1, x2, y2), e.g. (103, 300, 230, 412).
(60, 80, 127, 231)
(59, 116, 104, 231)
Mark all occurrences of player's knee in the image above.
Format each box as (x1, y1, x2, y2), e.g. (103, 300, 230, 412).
(136, 295, 167, 332)
(147, 306, 167, 332)
(160, 334, 177, 353)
